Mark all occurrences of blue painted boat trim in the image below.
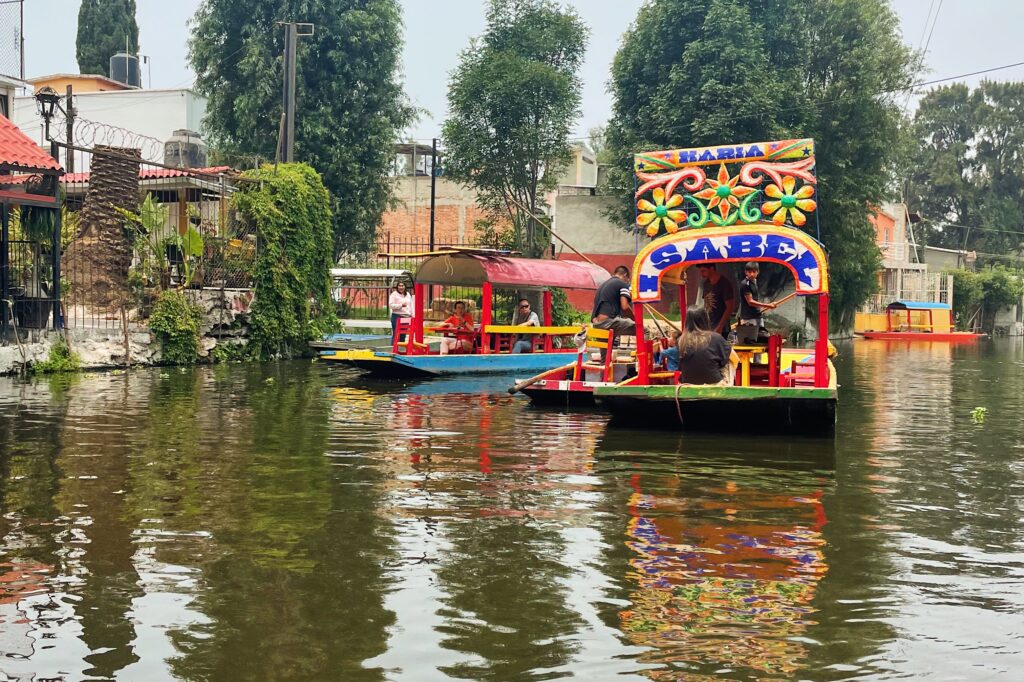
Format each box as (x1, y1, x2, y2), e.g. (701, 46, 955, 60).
(352, 351, 577, 376)
(889, 300, 951, 311)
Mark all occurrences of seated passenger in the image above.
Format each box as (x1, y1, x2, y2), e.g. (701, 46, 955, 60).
(511, 298, 540, 353)
(655, 328, 682, 371)
(439, 301, 475, 355)
(678, 304, 738, 385)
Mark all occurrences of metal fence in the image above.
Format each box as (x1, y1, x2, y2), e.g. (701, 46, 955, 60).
(335, 234, 485, 323)
(863, 271, 953, 314)
(0, 0, 23, 83)
(0, 144, 256, 334)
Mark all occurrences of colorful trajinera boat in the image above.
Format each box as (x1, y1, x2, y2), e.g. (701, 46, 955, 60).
(858, 300, 985, 342)
(521, 139, 837, 433)
(322, 251, 608, 378)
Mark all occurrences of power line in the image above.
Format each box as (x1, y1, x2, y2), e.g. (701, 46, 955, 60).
(920, 0, 943, 60)
(902, 0, 941, 114)
(922, 219, 1024, 238)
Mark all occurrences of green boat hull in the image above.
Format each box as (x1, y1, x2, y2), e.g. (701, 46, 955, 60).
(593, 384, 837, 434)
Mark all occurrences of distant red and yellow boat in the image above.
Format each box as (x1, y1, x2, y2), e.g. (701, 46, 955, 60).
(858, 300, 985, 342)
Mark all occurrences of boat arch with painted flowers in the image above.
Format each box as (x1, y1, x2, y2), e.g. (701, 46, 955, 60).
(322, 248, 610, 378)
(520, 138, 837, 433)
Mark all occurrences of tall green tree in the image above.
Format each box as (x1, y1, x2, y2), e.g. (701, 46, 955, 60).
(605, 0, 917, 327)
(442, 0, 588, 257)
(907, 81, 1024, 258)
(905, 84, 980, 249)
(189, 0, 414, 256)
(76, 0, 139, 77)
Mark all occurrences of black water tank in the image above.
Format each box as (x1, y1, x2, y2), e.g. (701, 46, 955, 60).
(109, 51, 141, 87)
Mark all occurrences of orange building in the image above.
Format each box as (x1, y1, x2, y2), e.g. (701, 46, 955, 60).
(29, 73, 134, 94)
(855, 203, 953, 332)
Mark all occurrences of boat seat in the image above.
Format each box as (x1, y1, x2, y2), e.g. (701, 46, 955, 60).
(786, 359, 816, 387)
(574, 326, 615, 382)
(392, 317, 427, 355)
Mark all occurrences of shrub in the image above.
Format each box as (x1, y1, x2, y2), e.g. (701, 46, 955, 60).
(150, 290, 204, 364)
(31, 337, 81, 374)
(948, 267, 1024, 331)
(234, 163, 338, 358)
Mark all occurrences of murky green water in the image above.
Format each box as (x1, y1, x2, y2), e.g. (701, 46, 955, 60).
(1, 339, 1023, 680)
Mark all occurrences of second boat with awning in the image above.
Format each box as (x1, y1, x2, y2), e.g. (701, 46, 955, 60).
(321, 250, 609, 378)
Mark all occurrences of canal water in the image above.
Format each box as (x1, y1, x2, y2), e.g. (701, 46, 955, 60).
(1, 339, 1023, 680)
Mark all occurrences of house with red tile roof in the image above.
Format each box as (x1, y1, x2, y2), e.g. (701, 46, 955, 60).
(0, 113, 64, 334)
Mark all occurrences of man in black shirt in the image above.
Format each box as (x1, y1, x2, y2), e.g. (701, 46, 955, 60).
(591, 265, 636, 336)
(737, 261, 775, 344)
(696, 264, 735, 336)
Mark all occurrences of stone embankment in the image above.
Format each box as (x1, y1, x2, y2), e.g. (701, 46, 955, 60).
(0, 289, 254, 375)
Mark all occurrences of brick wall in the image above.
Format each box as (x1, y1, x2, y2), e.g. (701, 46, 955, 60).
(380, 176, 510, 244)
(380, 202, 498, 245)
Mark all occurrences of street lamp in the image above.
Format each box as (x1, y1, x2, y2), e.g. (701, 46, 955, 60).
(34, 86, 61, 137)
(33, 86, 67, 165)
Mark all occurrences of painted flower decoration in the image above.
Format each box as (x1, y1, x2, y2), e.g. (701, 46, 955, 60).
(692, 164, 757, 220)
(637, 187, 685, 236)
(762, 176, 817, 226)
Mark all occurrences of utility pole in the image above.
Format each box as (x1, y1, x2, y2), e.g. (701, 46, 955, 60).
(278, 22, 314, 163)
(429, 138, 437, 251)
(65, 85, 75, 173)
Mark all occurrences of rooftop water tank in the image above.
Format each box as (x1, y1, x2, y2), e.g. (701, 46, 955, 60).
(164, 129, 208, 169)
(109, 51, 142, 88)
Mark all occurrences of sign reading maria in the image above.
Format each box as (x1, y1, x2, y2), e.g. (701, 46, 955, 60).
(632, 138, 819, 236)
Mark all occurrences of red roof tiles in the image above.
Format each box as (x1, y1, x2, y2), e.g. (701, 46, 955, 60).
(62, 166, 232, 184)
(0, 114, 63, 173)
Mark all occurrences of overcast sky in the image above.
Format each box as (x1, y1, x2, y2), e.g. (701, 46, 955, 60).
(21, 0, 1024, 143)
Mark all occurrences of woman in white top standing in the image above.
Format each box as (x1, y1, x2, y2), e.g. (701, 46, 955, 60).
(388, 281, 413, 344)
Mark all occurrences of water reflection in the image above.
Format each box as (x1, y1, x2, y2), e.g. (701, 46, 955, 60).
(0, 342, 1023, 679)
(592, 434, 833, 679)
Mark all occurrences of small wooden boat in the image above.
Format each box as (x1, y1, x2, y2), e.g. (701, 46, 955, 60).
(858, 300, 985, 342)
(322, 251, 609, 378)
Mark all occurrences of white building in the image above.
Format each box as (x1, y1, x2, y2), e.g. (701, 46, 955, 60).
(12, 82, 207, 170)
(0, 74, 24, 119)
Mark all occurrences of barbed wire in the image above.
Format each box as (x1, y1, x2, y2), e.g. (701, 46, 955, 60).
(52, 111, 165, 163)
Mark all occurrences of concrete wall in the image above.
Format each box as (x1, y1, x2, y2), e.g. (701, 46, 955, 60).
(551, 194, 637, 310)
(553, 194, 638, 255)
(556, 146, 598, 187)
(29, 74, 132, 93)
(922, 246, 968, 271)
(0, 81, 13, 119)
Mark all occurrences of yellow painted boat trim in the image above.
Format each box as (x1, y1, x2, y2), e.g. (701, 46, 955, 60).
(483, 325, 583, 335)
(321, 349, 390, 362)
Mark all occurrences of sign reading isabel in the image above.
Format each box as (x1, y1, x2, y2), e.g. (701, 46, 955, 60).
(632, 225, 829, 302)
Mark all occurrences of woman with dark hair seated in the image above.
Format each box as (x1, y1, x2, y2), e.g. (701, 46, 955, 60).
(678, 304, 738, 385)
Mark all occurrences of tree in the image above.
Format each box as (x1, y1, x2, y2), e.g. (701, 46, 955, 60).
(605, 0, 917, 327)
(906, 81, 1024, 259)
(76, 0, 139, 77)
(189, 0, 414, 257)
(905, 85, 980, 249)
(442, 0, 588, 257)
